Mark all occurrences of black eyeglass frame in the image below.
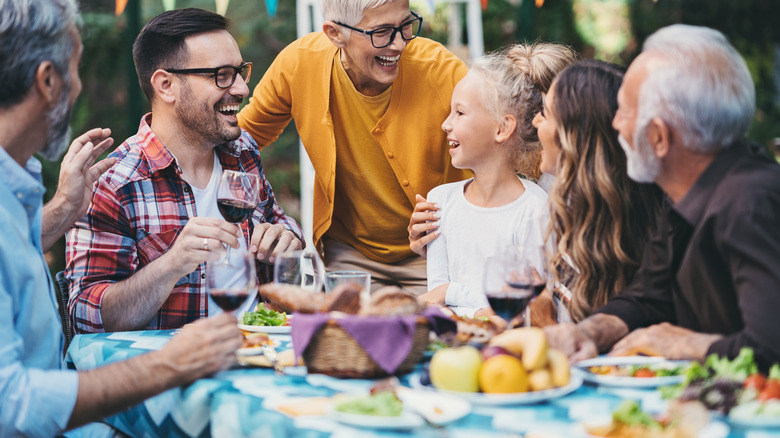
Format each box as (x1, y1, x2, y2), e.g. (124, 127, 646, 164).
(334, 11, 423, 49)
(164, 61, 253, 89)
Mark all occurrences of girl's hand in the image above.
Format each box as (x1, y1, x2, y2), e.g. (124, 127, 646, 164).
(408, 194, 441, 258)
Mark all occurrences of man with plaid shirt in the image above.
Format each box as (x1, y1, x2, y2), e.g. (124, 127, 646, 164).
(66, 8, 302, 333)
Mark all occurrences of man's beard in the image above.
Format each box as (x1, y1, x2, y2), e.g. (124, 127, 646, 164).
(175, 81, 242, 147)
(618, 132, 660, 183)
(39, 82, 73, 161)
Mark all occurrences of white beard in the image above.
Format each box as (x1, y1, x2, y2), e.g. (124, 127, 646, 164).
(618, 134, 660, 183)
(39, 84, 73, 162)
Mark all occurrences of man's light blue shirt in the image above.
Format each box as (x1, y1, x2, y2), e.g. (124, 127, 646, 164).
(0, 147, 79, 437)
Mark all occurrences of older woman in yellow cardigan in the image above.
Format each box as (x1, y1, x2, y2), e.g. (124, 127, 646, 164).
(238, 0, 470, 294)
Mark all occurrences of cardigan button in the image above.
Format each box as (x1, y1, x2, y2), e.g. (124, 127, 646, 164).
(386, 152, 394, 159)
(402, 180, 409, 186)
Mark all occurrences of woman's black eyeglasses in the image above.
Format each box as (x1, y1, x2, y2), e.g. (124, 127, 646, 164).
(164, 61, 253, 89)
(334, 11, 423, 49)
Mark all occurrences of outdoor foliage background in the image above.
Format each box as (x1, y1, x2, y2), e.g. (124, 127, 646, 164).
(45, 0, 780, 272)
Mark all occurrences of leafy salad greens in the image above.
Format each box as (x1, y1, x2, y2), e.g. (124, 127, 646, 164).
(334, 391, 403, 417)
(241, 304, 288, 327)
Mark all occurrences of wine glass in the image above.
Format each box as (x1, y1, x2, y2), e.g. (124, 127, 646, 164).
(206, 251, 258, 315)
(484, 246, 549, 327)
(216, 170, 261, 263)
(273, 250, 325, 292)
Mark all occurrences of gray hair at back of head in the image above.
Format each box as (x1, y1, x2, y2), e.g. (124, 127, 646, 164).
(637, 24, 755, 153)
(0, 0, 80, 109)
(321, 0, 395, 27)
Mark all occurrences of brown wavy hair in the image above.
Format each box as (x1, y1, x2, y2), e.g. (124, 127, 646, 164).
(546, 60, 663, 322)
(468, 42, 577, 179)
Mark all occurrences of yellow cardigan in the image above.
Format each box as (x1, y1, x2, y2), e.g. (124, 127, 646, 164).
(238, 32, 471, 256)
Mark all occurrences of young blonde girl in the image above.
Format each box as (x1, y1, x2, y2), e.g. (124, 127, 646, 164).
(417, 43, 576, 320)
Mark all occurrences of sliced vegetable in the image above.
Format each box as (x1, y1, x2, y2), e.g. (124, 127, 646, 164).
(757, 379, 780, 402)
(633, 368, 657, 378)
(744, 373, 767, 391)
(242, 304, 287, 327)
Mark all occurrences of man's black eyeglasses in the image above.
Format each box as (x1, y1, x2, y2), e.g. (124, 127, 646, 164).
(164, 62, 253, 89)
(335, 11, 423, 49)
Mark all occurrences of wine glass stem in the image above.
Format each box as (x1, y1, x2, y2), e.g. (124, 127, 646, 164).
(523, 306, 531, 328)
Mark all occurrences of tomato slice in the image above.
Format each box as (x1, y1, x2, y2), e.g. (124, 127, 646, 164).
(633, 368, 657, 378)
(757, 379, 780, 401)
(744, 373, 767, 391)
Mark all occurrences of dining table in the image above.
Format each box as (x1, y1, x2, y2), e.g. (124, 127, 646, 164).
(65, 329, 773, 438)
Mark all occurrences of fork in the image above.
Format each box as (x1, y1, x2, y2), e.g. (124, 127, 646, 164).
(261, 344, 283, 375)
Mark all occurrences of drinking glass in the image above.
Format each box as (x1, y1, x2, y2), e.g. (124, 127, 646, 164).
(207, 251, 258, 314)
(325, 270, 371, 306)
(216, 170, 260, 263)
(273, 250, 325, 292)
(484, 246, 549, 327)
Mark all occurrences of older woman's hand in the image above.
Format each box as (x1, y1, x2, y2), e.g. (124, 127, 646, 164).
(408, 194, 441, 258)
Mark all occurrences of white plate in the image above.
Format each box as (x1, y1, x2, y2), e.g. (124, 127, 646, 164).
(728, 416, 780, 429)
(409, 373, 583, 406)
(395, 387, 471, 425)
(331, 408, 424, 429)
(572, 356, 689, 388)
(238, 324, 291, 334)
(580, 416, 731, 438)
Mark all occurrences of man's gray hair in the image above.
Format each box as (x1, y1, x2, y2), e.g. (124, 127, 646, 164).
(0, 0, 80, 108)
(637, 24, 755, 153)
(321, 0, 395, 27)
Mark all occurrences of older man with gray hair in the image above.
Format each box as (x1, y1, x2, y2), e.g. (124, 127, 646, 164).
(0, 1, 242, 436)
(545, 24, 780, 370)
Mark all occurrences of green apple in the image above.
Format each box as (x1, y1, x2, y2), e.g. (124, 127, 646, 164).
(429, 346, 482, 392)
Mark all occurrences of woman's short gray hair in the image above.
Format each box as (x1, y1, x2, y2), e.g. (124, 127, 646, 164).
(636, 24, 755, 153)
(0, 0, 80, 108)
(321, 0, 395, 28)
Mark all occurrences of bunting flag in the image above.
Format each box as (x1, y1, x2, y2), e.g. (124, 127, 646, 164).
(265, 0, 278, 16)
(481, 0, 489, 10)
(162, 0, 176, 11)
(535, 0, 545, 6)
(425, 0, 436, 13)
(216, 0, 229, 15)
(115, 0, 127, 16)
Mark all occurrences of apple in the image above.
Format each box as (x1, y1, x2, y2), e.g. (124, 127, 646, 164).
(481, 345, 513, 361)
(429, 346, 482, 392)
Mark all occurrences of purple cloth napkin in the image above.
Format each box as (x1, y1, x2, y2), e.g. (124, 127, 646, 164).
(291, 307, 456, 374)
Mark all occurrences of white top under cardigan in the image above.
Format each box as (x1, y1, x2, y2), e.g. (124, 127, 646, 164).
(426, 177, 549, 317)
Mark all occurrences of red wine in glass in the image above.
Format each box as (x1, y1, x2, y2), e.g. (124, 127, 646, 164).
(487, 281, 546, 325)
(217, 199, 255, 223)
(216, 170, 260, 263)
(209, 288, 251, 312)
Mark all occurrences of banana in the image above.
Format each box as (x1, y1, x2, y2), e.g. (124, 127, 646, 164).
(487, 327, 549, 371)
(528, 368, 553, 391)
(547, 348, 571, 387)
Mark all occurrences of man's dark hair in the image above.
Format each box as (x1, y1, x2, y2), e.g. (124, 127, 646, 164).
(132, 8, 228, 102)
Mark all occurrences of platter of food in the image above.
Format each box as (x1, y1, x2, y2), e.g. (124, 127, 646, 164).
(238, 304, 291, 334)
(572, 356, 689, 388)
(411, 372, 582, 406)
(330, 388, 470, 429)
(581, 399, 729, 438)
(237, 332, 280, 356)
(414, 327, 583, 405)
(660, 348, 780, 430)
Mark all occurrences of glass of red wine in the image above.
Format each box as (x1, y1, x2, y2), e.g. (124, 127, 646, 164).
(216, 169, 261, 263)
(485, 246, 549, 327)
(206, 251, 258, 314)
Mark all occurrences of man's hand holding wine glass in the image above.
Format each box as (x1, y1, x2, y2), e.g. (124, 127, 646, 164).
(160, 217, 242, 278)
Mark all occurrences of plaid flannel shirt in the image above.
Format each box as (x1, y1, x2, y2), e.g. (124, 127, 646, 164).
(65, 114, 302, 333)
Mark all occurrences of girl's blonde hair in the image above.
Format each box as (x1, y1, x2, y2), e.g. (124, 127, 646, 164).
(468, 42, 577, 179)
(545, 60, 663, 322)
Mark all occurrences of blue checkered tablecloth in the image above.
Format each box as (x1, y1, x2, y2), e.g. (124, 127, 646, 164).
(65, 330, 770, 438)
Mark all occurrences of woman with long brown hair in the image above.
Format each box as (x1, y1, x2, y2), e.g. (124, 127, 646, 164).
(532, 59, 663, 323)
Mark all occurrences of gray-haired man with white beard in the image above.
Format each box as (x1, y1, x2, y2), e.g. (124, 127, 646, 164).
(544, 24, 780, 372)
(0, 1, 242, 436)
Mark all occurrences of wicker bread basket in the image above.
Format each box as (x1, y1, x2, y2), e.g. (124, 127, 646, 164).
(302, 316, 429, 378)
